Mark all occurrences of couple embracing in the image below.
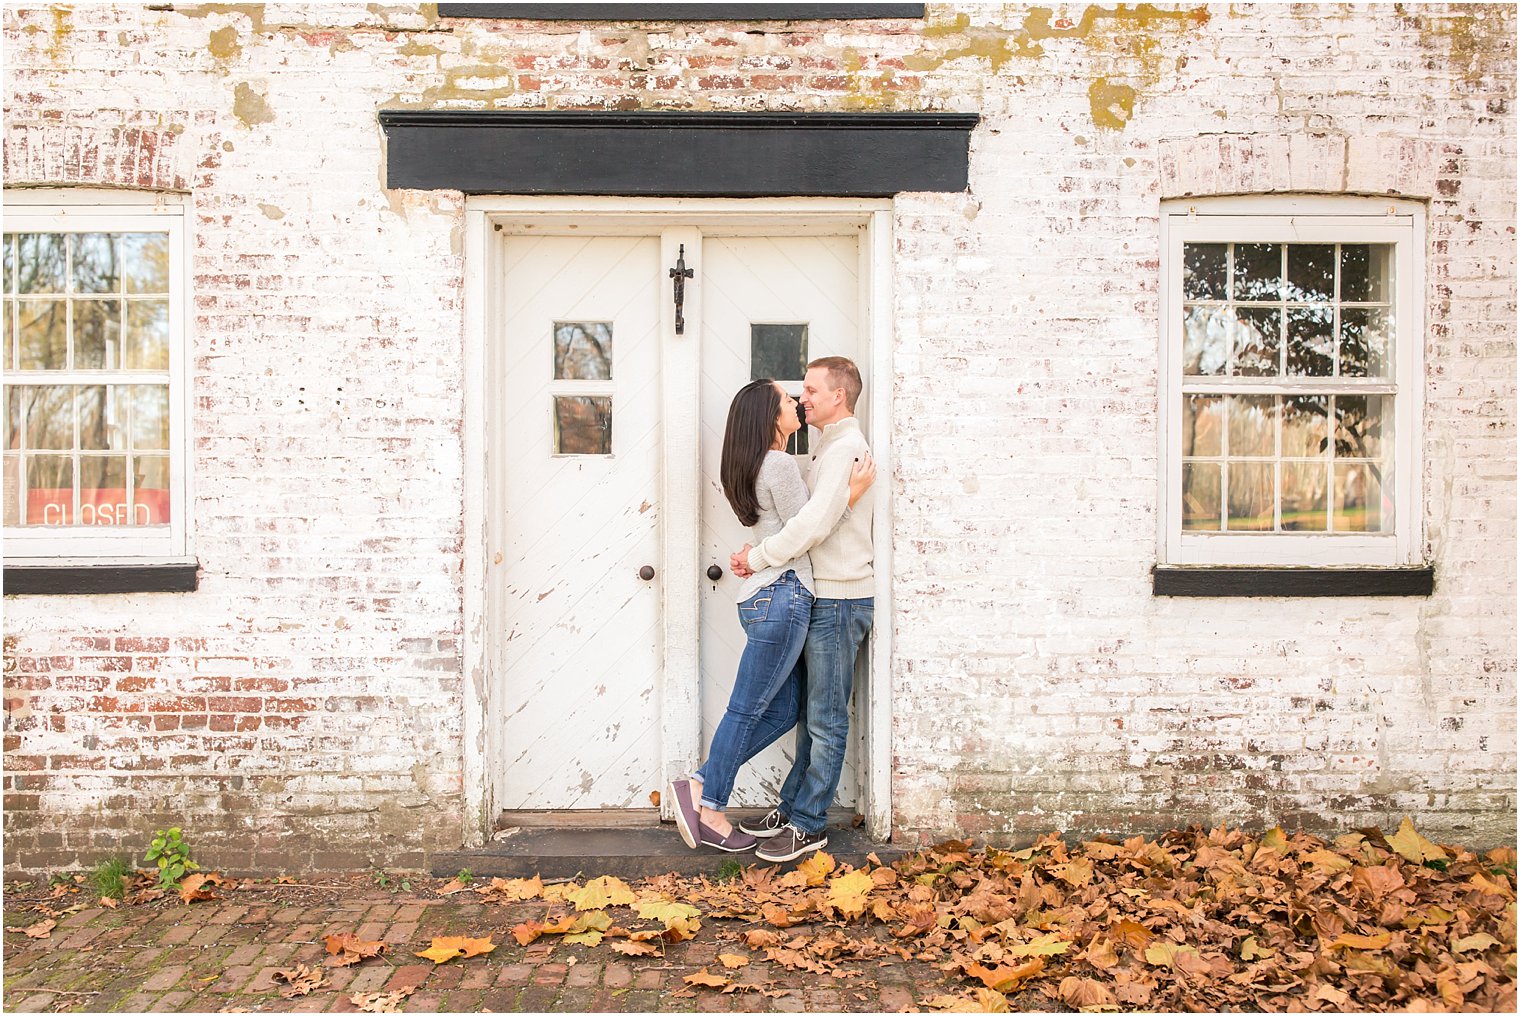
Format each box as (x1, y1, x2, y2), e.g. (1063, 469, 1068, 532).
(669, 356, 875, 864)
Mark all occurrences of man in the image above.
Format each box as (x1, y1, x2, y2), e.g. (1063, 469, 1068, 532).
(730, 355, 874, 862)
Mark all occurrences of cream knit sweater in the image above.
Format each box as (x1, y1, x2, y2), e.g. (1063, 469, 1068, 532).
(746, 416, 874, 600)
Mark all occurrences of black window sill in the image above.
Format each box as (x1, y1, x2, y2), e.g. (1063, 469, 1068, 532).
(4, 563, 200, 595)
(1153, 566, 1433, 597)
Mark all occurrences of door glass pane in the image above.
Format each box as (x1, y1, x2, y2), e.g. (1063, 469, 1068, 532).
(1286, 306, 1334, 376)
(16, 234, 65, 294)
(1339, 308, 1390, 378)
(553, 322, 612, 380)
(752, 325, 811, 455)
(1233, 307, 1280, 376)
(23, 385, 72, 449)
(1226, 461, 1274, 531)
(751, 323, 809, 382)
(1183, 243, 1227, 300)
(1181, 462, 1221, 530)
(126, 299, 170, 370)
(1287, 244, 1335, 302)
(554, 396, 612, 455)
(121, 233, 169, 294)
(80, 456, 129, 525)
(1232, 243, 1281, 301)
(79, 386, 127, 451)
(134, 454, 171, 524)
(1340, 244, 1393, 303)
(130, 385, 170, 449)
(17, 299, 66, 369)
(1182, 306, 1228, 376)
(73, 233, 120, 294)
(26, 455, 73, 525)
(3, 234, 15, 293)
(1281, 462, 1329, 531)
(74, 298, 122, 370)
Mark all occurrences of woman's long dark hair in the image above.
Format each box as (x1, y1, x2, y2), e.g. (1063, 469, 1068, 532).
(721, 379, 782, 527)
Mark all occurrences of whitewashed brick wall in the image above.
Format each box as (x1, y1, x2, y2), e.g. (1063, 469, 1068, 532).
(3, 3, 1513, 873)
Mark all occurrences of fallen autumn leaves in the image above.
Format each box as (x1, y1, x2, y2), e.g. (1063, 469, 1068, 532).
(454, 818, 1517, 1011)
(7, 818, 1514, 1012)
(399, 819, 1518, 1011)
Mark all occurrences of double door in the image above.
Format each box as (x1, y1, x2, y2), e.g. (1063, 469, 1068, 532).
(495, 229, 865, 813)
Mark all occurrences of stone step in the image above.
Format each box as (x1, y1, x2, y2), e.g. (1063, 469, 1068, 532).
(432, 823, 905, 879)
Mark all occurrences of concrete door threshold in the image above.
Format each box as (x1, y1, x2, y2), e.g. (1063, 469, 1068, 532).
(433, 814, 903, 879)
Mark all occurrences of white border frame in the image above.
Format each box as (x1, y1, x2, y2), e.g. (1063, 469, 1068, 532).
(1158, 195, 1426, 568)
(2, 189, 193, 564)
(460, 197, 895, 845)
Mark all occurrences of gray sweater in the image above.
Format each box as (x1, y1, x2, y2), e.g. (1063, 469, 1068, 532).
(735, 451, 816, 603)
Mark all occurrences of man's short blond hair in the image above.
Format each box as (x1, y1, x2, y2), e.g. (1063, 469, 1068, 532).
(808, 356, 863, 412)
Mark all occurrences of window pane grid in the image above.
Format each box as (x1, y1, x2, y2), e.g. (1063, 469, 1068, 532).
(2, 381, 170, 526)
(4, 227, 174, 526)
(1184, 241, 1393, 381)
(4, 231, 170, 374)
(1181, 393, 1390, 535)
(1182, 236, 1396, 538)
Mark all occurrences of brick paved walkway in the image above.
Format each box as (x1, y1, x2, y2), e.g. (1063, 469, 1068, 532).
(2, 877, 960, 1013)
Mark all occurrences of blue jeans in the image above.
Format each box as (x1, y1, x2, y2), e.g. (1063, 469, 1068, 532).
(695, 571, 812, 811)
(778, 596, 873, 835)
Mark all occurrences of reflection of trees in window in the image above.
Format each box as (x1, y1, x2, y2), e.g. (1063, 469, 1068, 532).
(15, 234, 66, 293)
(120, 233, 169, 294)
(74, 233, 121, 293)
(1184, 242, 1392, 380)
(554, 396, 612, 455)
(1232, 243, 1281, 301)
(4, 230, 174, 528)
(554, 323, 612, 381)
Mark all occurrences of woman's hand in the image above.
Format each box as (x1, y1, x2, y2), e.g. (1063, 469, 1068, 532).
(847, 453, 876, 508)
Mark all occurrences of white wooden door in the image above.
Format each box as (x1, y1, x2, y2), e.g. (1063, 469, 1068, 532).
(698, 234, 866, 808)
(498, 236, 663, 809)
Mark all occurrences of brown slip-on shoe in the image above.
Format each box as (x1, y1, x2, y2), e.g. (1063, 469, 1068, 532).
(698, 821, 759, 853)
(669, 779, 701, 850)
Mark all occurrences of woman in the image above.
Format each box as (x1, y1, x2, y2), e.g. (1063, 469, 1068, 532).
(668, 379, 875, 851)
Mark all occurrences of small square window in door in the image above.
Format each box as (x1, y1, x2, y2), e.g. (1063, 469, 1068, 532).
(554, 322, 613, 380)
(751, 323, 809, 455)
(554, 396, 612, 455)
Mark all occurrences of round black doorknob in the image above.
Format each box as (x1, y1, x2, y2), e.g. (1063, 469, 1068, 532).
(707, 565, 723, 582)
(639, 565, 656, 581)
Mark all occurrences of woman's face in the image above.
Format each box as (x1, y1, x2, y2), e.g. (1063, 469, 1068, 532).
(773, 382, 801, 441)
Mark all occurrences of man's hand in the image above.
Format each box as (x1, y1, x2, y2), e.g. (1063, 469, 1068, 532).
(730, 544, 754, 578)
(848, 453, 877, 507)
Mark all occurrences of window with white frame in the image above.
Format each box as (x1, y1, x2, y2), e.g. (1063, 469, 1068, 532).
(1159, 197, 1423, 568)
(2, 192, 189, 561)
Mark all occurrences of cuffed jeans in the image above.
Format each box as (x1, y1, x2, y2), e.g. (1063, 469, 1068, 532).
(778, 596, 873, 835)
(695, 571, 812, 811)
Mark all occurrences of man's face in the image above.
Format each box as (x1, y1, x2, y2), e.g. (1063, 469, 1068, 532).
(801, 366, 845, 429)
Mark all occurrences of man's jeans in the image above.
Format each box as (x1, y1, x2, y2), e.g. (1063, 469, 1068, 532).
(778, 596, 873, 835)
(695, 571, 812, 811)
